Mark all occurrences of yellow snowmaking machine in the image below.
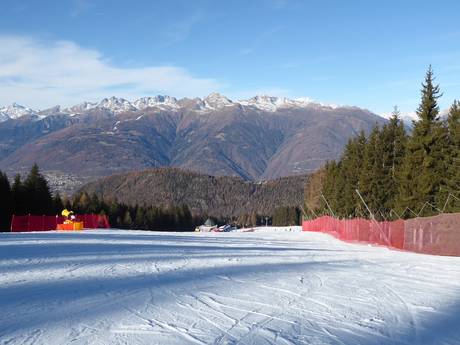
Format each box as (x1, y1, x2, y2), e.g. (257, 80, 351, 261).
(57, 209, 84, 231)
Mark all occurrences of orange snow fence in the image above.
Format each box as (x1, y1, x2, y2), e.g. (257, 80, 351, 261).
(302, 214, 460, 256)
(10, 214, 110, 232)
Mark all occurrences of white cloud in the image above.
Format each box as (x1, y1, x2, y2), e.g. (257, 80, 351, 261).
(0, 35, 222, 109)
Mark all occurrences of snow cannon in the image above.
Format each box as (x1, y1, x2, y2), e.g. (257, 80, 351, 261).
(57, 209, 84, 231)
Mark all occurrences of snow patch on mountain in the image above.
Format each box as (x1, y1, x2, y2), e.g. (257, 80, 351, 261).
(0, 112, 9, 122)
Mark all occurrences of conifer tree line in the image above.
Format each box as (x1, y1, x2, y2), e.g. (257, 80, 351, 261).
(0, 163, 303, 231)
(71, 191, 198, 232)
(306, 67, 460, 220)
(0, 164, 198, 231)
(0, 164, 62, 230)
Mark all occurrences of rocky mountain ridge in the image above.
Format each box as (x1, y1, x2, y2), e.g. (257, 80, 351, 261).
(0, 93, 360, 121)
(0, 93, 386, 191)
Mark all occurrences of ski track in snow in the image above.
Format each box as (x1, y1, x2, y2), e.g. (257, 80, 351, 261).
(0, 229, 460, 345)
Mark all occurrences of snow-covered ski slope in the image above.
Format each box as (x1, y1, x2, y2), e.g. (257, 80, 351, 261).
(1, 229, 459, 345)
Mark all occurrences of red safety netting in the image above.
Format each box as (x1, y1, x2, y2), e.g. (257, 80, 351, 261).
(403, 213, 460, 256)
(10, 214, 110, 232)
(302, 214, 459, 256)
(302, 216, 404, 249)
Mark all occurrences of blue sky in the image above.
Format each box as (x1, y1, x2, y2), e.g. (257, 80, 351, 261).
(1, 0, 459, 115)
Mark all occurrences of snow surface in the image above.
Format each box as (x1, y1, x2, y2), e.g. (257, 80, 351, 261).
(1, 229, 459, 345)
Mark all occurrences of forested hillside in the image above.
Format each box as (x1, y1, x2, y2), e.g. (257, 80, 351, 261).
(78, 167, 308, 220)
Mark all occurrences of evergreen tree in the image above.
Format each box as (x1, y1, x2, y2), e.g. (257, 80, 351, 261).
(359, 126, 386, 219)
(122, 210, 133, 228)
(337, 132, 367, 217)
(179, 204, 193, 231)
(53, 192, 64, 214)
(12, 174, 27, 215)
(0, 171, 12, 231)
(379, 108, 407, 217)
(23, 164, 54, 215)
(134, 207, 146, 230)
(397, 66, 445, 216)
(318, 161, 342, 216)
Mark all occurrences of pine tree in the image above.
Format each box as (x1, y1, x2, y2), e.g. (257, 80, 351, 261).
(53, 192, 64, 214)
(134, 207, 146, 230)
(319, 161, 342, 216)
(397, 66, 445, 216)
(122, 210, 133, 228)
(338, 131, 367, 217)
(359, 126, 386, 219)
(12, 174, 27, 215)
(23, 164, 54, 215)
(0, 171, 12, 231)
(380, 108, 407, 217)
(180, 204, 193, 231)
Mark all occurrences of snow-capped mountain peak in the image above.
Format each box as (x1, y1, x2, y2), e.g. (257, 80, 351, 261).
(64, 101, 98, 114)
(240, 95, 305, 112)
(97, 97, 136, 114)
(0, 103, 36, 120)
(133, 95, 179, 110)
(238, 95, 342, 112)
(203, 93, 233, 109)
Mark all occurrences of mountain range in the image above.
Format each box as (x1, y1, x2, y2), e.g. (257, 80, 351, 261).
(0, 93, 386, 190)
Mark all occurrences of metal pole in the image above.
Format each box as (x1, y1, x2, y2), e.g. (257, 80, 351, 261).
(301, 204, 318, 219)
(355, 189, 391, 246)
(320, 193, 335, 218)
(417, 202, 442, 217)
(390, 209, 402, 220)
(441, 193, 460, 213)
